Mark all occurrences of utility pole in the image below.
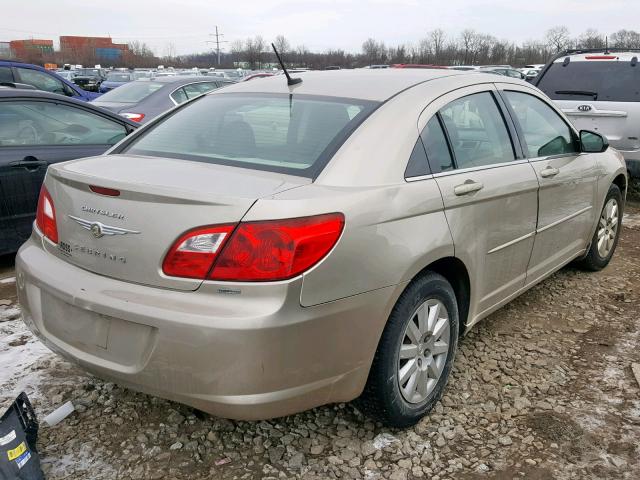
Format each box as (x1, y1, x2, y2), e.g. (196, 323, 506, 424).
(207, 27, 227, 66)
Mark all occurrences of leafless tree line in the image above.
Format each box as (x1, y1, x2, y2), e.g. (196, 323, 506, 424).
(15, 26, 640, 70)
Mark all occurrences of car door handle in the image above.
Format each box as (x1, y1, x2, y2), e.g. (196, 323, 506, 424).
(454, 180, 484, 196)
(9, 157, 48, 171)
(540, 166, 560, 178)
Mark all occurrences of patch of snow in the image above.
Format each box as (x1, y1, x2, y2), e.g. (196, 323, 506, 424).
(372, 432, 400, 450)
(0, 276, 15, 284)
(622, 213, 640, 228)
(41, 443, 117, 480)
(0, 317, 53, 403)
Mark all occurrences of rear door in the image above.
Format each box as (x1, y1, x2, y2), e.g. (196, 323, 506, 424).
(419, 84, 539, 319)
(0, 98, 130, 253)
(498, 85, 601, 285)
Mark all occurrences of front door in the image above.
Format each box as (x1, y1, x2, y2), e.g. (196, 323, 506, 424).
(498, 87, 600, 285)
(0, 99, 129, 253)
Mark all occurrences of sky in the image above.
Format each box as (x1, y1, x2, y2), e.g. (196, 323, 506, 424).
(2, 0, 639, 56)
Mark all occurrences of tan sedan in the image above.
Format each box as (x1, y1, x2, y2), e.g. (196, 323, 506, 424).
(16, 69, 627, 427)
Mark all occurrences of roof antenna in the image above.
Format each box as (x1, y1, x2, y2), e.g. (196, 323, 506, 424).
(271, 43, 302, 86)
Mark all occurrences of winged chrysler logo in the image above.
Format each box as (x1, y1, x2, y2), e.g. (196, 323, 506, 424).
(68, 215, 140, 239)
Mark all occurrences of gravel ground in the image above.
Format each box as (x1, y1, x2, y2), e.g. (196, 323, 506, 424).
(1, 202, 639, 480)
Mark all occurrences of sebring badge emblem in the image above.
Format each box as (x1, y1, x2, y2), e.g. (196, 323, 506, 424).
(68, 215, 140, 238)
(577, 104, 592, 112)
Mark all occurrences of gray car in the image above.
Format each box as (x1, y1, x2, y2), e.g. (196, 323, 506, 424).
(535, 49, 640, 177)
(16, 69, 627, 427)
(91, 76, 234, 123)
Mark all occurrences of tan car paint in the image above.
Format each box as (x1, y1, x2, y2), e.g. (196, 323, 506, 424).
(16, 71, 628, 419)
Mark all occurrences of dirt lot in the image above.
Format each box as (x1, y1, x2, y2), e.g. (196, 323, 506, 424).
(1, 202, 639, 480)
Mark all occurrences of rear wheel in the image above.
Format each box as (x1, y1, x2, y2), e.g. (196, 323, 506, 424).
(357, 272, 459, 428)
(578, 184, 623, 271)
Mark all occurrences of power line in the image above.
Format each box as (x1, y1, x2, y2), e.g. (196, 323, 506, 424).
(206, 26, 228, 66)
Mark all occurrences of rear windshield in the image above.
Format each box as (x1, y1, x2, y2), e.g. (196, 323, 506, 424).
(96, 81, 165, 103)
(106, 73, 132, 82)
(537, 61, 640, 102)
(121, 93, 378, 177)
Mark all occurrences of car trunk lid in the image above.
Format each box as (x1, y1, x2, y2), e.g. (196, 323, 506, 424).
(44, 154, 310, 291)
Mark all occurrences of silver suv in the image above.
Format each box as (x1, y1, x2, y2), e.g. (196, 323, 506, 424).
(535, 49, 640, 177)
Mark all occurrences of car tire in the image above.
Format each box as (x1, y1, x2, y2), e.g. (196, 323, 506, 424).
(577, 184, 623, 272)
(357, 272, 459, 428)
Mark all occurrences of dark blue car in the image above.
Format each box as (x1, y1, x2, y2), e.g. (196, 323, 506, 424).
(0, 60, 100, 101)
(98, 71, 135, 93)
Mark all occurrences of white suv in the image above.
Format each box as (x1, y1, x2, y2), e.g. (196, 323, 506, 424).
(535, 49, 640, 177)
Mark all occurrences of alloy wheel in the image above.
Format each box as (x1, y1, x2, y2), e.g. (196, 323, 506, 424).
(597, 198, 619, 258)
(397, 299, 451, 404)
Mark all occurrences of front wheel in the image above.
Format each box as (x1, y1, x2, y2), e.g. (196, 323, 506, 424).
(357, 272, 459, 428)
(578, 184, 623, 271)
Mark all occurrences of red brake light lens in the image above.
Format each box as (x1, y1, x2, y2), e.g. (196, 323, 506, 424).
(121, 112, 145, 122)
(162, 225, 235, 279)
(585, 55, 617, 60)
(90, 185, 120, 196)
(35, 185, 58, 243)
(209, 213, 345, 282)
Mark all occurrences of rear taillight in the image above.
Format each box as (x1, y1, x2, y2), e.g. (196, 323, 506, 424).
(35, 185, 58, 243)
(121, 112, 145, 122)
(162, 225, 235, 279)
(585, 55, 617, 60)
(162, 213, 345, 281)
(210, 213, 344, 281)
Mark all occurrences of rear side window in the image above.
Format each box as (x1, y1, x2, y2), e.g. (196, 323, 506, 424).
(504, 91, 578, 157)
(123, 93, 378, 177)
(537, 61, 640, 102)
(183, 82, 220, 99)
(0, 66, 13, 83)
(404, 138, 430, 178)
(439, 92, 515, 169)
(420, 115, 453, 173)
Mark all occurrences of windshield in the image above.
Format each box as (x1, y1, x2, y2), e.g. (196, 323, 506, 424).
(537, 61, 640, 102)
(95, 81, 164, 103)
(133, 71, 152, 80)
(106, 73, 132, 82)
(78, 69, 100, 76)
(122, 93, 378, 177)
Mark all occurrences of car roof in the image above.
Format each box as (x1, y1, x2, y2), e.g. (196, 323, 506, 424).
(0, 87, 138, 126)
(137, 76, 234, 86)
(553, 50, 640, 62)
(206, 69, 470, 102)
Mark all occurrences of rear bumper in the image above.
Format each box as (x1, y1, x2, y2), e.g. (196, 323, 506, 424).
(16, 236, 395, 420)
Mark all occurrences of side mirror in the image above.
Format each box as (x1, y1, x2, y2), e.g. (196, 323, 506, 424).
(580, 130, 608, 153)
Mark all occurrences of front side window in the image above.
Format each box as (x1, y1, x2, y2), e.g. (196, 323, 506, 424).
(123, 93, 378, 177)
(16, 68, 65, 94)
(439, 92, 515, 169)
(504, 91, 578, 157)
(0, 101, 127, 147)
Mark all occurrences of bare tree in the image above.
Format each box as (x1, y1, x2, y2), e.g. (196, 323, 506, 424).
(273, 35, 291, 56)
(577, 29, 605, 49)
(610, 29, 640, 49)
(430, 29, 446, 63)
(545, 26, 571, 53)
